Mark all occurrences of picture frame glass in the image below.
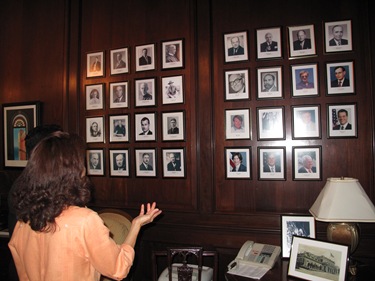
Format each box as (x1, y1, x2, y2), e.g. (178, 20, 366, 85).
(257, 107, 284, 140)
(135, 113, 156, 141)
(86, 84, 104, 110)
(225, 109, 251, 140)
(225, 148, 251, 179)
(109, 82, 128, 109)
(258, 147, 285, 180)
(256, 27, 282, 59)
(162, 148, 185, 178)
(162, 111, 184, 141)
(326, 61, 354, 95)
(327, 104, 357, 138)
(135, 78, 156, 107)
(293, 147, 321, 180)
(291, 64, 318, 97)
(86, 117, 104, 143)
(162, 39, 184, 69)
(87, 51, 104, 78)
(86, 149, 104, 176)
(224, 31, 248, 63)
(325, 20, 352, 53)
(109, 115, 129, 142)
(110, 150, 129, 177)
(225, 69, 249, 101)
(135, 44, 155, 72)
(110, 47, 129, 75)
(257, 67, 282, 99)
(162, 75, 184, 105)
(288, 25, 316, 58)
(292, 106, 320, 139)
(136, 149, 156, 177)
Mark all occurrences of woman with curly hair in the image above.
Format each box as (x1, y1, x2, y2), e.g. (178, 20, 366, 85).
(9, 131, 161, 281)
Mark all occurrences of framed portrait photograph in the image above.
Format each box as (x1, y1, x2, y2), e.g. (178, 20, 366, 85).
(257, 107, 285, 140)
(110, 47, 129, 75)
(288, 24, 316, 58)
(327, 103, 357, 138)
(135, 148, 156, 177)
(257, 66, 282, 99)
(224, 31, 248, 63)
(162, 75, 184, 105)
(109, 114, 129, 143)
(162, 148, 185, 178)
(86, 116, 104, 143)
(291, 63, 319, 97)
(288, 236, 348, 281)
(135, 112, 156, 142)
(225, 147, 251, 179)
(135, 43, 155, 72)
(292, 105, 321, 139)
(86, 51, 104, 78)
(293, 146, 322, 180)
(109, 149, 129, 177)
(86, 83, 104, 110)
(162, 111, 185, 141)
(324, 19, 353, 53)
(258, 147, 286, 180)
(3, 101, 41, 167)
(224, 69, 250, 101)
(109, 81, 128, 109)
(162, 39, 184, 69)
(86, 149, 104, 176)
(135, 78, 156, 107)
(281, 215, 316, 258)
(256, 27, 282, 60)
(326, 61, 355, 95)
(225, 108, 251, 140)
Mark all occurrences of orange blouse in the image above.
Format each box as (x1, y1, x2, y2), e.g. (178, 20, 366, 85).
(8, 206, 135, 281)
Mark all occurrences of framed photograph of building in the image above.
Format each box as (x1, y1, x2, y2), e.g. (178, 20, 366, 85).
(109, 81, 128, 109)
(162, 148, 185, 178)
(110, 47, 129, 75)
(109, 149, 129, 177)
(292, 105, 321, 139)
(257, 107, 285, 140)
(225, 69, 250, 101)
(87, 51, 104, 78)
(135, 43, 155, 72)
(327, 103, 357, 138)
(257, 66, 282, 99)
(86, 149, 104, 176)
(324, 19, 352, 53)
(135, 148, 156, 177)
(291, 63, 319, 97)
(162, 39, 184, 69)
(225, 108, 251, 140)
(326, 61, 354, 95)
(162, 75, 184, 105)
(109, 114, 129, 143)
(135, 78, 156, 107)
(86, 83, 104, 110)
(162, 111, 185, 141)
(225, 147, 251, 179)
(258, 147, 285, 180)
(86, 116, 104, 143)
(256, 27, 282, 60)
(288, 24, 316, 58)
(135, 112, 156, 142)
(293, 146, 322, 180)
(224, 31, 248, 63)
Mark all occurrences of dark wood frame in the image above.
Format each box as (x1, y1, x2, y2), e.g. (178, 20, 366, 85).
(109, 149, 130, 177)
(258, 147, 286, 181)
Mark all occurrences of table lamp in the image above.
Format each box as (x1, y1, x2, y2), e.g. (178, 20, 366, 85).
(309, 177, 375, 275)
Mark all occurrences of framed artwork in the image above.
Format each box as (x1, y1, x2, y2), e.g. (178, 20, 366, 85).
(162, 148, 185, 178)
(109, 114, 129, 143)
(225, 147, 251, 179)
(109, 81, 128, 109)
(324, 19, 353, 53)
(162, 111, 185, 141)
(326, 61, 355, 95)
(257, 107, 285, 140)
(257, 66, 282, 99)
(288, 236, 348, 281)
(288, 24, 316, 58)
(135, 78, 156, 107)
(86, 83, 104, 110)
(225, 108, 251, 140)
(135, 43, 155, 72)
(327, 103, 357, 138)
(224, 69, 250, 101)
(293, 146, 322, 180)
(224, 31, 248, 63)
(109, 149, 129, 177)
(3, 101, 41, 167)
(86, 116, 104, 143)
(281, 215, 316, 258)
(110, 47, 129, 75)
(135, 112, 156, 142)
(291, 63, 319, 97)
(256, 27, 282, 60)
(162, 39, 184, 69)
(86, 149, 104, 176)
(258, 147, 286, 180)
(162, 75, 184, 105)
(86, 51, 104, 78)
(292, 105, 321, 139)
(135, 148, 156, 177)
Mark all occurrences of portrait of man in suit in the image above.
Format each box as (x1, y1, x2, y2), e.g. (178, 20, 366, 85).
(329, 25, 348, 46)
(89, 152, 101, 170)
(228, 36, 244, 56)
(167, 152, 181, 171)
(139, 117, 153, 135)
(331, 66, 350, 87)
(333, 109, 352, 130)
(298, 154, 316, 173)
(114, 52, 126, 69)
(262, 73, 278, 92)
(139, 153, 153, 171)
(293, 30, 312, 50)
(139, 48, 152, 65)
(260, 32, 278, 52)
(263, 152, 281, 173)
(114, 153, 126, 170)
(113, 85, 126, 103)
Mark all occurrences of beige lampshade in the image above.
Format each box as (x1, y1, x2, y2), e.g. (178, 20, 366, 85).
(309, 177, 375, 222)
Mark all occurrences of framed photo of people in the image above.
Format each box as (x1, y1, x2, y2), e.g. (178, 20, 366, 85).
(135, 112, 156, 142)
(225, 108, 251, 140)
(291, 63, 319, 97)
(109, 114, 129, 143)
(225, 69, 250, 101)
(162, 39, 184, 69)
(135, 148, 156, 177)
(225, 147, 251, 179)
(110, 47, 129, 75)
(86, 116, 104, 143)
(327, 103, 357, 138)
(288, 24, 316, 58)
(258, 147, 286, 181)
(109, 81, 128, 109)
(86, 83, 104, 110)
(292, 146, 322, 180)
(161, 75, 184, 105)
(326, 61, 354, 95)
(109, 149, 129, 177)
(162, 111, 185, 141)
(256, 27, 282, 60)
(162, 148, 185, 178)
(257, 107, 285, 140)
(292, 105, 321, 139)
(224, 31, 248, 63)
(324, 19, 353, 53)
(135, 43, 155, 72)
(87, 51, 105, 78)
(86, 149, 104, 176)
(257, 66, 282, 99)
(135, 78, 156, 107)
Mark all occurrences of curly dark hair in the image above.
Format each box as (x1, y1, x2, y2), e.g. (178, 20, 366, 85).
(12, 131, 92, 232)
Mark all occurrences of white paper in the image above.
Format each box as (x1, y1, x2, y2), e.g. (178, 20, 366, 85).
(228, 263, 270, 279)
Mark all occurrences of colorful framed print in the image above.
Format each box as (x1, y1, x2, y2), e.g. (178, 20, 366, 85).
(225, 108, 251, 140)
(109, 114, 129, 143)
(162, 39, 184, 69)
(257, 66, 283, 99)
(135, 112, 156, 142)
(135, 148, 156, 177)
(326, 61, 355, 95)
(256, 27, 282, 60)
(327, 103, 357, 138)
(135, 43, 155, 72)
(258, 147, 286, 180)
(86, 149, 104, 176)
(162, 111, 185, 141)
(257, 106, 285, 140)
(109, 149, 129, 177)
(288, 24, 316, 58)
(162, 148, 185, 178)
(109, 81, 128, 109)
(86, 84, 104, 110)
(324, 19, 353, 53)
(292, 105, 321, 139)
(162, 75, 184, 105)
(224, 31, 248, 63)
(135, 78, 156, 107)
(293, 146, 322, 180)
(110, 47, 129, 75)
(291, 63, 319, 97)
(86, 51, 104, 78)
(225, 147, 251, 179)
(225, 69, 250, 101)
(86, 116, 104, 143)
